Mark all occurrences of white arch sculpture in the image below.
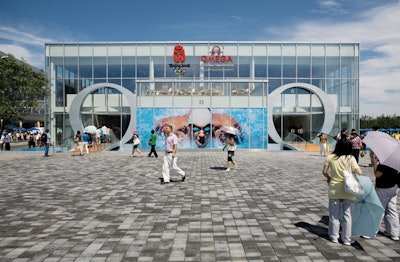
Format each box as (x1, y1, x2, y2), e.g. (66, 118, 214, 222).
(69, 83, 136, 149)
(268, 83, 335, 146)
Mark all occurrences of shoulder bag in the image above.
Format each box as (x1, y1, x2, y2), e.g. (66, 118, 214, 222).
(343, 156, 364, 196)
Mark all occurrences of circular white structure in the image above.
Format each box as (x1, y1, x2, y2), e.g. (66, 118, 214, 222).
(69, 83, 137, 148)
(268, 83, 335, 145)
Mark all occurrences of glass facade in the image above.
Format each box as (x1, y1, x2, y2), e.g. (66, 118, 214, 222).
(45, 41, 359, 150)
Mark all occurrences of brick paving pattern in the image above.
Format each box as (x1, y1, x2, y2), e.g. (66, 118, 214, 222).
(1, 149, 399, 261)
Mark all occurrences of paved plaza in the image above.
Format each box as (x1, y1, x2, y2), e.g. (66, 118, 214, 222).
(1, 149, 400, 261)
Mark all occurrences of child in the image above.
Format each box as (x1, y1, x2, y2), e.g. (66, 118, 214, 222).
(225, 134, 238, 171)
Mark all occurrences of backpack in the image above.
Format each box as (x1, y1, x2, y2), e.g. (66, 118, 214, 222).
(41, 133, 48, 143)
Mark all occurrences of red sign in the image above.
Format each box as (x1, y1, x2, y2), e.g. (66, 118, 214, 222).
(200, 46, 233, 63)
(174, 45, 186, 63)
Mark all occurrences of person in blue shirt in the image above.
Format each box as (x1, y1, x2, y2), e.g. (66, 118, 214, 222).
(42, 129, 52, 157)
(82, 132, 90, 155)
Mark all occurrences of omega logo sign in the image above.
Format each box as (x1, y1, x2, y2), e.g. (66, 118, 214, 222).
(200, 46, 233, 63)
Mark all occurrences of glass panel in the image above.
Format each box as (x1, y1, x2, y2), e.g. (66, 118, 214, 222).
(282, 44, 296, 56)
(137, 44, 151, 56)
(268, 56, 281, 78)
(297, 56, 310, 78)
(311, 45, 325, 56)
(108, 56, 121, 78)
(137, 57, 150, 78)
(312, 57, 325, 78)
(238, 44, 252, 56)
(254, 60, 267, 78)
(64, 57, 78, 78)
(194, 44, 209, 57)
(340, 44, 355, 56)
(297, 44, 311, 56)
(282, 56, 295, 78)
(122, 79, 135, 93)
(50, 57, 63, 78)
(312, 79, 325, 90)
(239, 56, 251, 77)
(94, 57, 107, 78)
(108, 44, 121, 56)
(326, 44, 340, 56)
(326, 56, 340, 78)
(328, 78, 340, 102)
(55, 79, 64, 107)
(268, 78, 281, 93)
(79, 45, 93, 56)
(152, 56, 165, 78)
(253, 44, 267, 56)
(122, 56, 135, 77)
(267, 44, 282, 56)
(64, 45, 79, 56)
(221, 44, 238, 56)
(49, 45, 64, 56)
(151, 44, 165, 56)
(65, 78, 78, 95)
(79, 56, 92, 78)
(93, 45, 107, 56)
(341, 56, 357, 78)
(122, 44, 136, 56)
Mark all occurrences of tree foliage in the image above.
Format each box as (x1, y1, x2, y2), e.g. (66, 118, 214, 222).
(360, 114, 400, 129)
(0, 54, 49, 129)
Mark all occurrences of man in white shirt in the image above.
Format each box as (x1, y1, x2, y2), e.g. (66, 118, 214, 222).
(161, 124, 186, 184)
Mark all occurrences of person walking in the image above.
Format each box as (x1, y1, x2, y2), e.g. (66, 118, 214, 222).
(225, 134, 238, 171)
(82, 132, 90, 155)
(349, 129, 363, 163)
(0, 131, 5, 151)
(131, 133, 143, 157)
(372, 157, 400, 241)
(71, 130, 83, 156)
(148, 129, 158, 158)
(322, 138, 362, 245)
(318, 132, 328, 157)
(4, 131, 12, 151)
(161, 124, 185, 184)
(41, 129, 52, 157)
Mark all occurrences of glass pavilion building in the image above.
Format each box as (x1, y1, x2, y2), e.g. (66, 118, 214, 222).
(44, 41, 360, 150)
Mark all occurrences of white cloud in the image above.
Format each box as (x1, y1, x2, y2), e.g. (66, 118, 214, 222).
(0, 25, 57, 69)
(265, 3, 400, 116)
(0, 44, 43, 69)
(0, 25, 55, 47)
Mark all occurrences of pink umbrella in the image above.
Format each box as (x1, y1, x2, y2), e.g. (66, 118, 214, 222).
(362, 131, 400, 171)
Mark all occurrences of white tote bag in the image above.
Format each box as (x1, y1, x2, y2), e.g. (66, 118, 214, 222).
(343, 156, 364, 196)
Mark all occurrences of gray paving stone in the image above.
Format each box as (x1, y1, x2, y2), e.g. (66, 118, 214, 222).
(1, 150, 400, 261)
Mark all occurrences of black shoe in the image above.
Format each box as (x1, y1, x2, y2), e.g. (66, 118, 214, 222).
(182, 176, 186, 182)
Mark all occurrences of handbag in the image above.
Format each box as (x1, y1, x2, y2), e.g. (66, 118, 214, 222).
(343, 156, 364, 196)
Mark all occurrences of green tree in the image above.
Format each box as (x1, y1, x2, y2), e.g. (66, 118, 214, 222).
(0, 54, 49, 133)
(360, 114, 400, 129)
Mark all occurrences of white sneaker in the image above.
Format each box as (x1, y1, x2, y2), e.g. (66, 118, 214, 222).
(226, 168, 230, 172)
(391, 236, 399, 241)
(343, 240, 355, 246)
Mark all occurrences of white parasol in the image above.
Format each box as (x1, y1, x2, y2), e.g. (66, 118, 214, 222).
(362, 131, 400, 171)
(83, 125, 97, 134)
(220, 126, 241, 135)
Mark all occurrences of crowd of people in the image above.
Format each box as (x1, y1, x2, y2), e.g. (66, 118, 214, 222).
(0, 129, 50, 151)
(322, 128, 400, 245)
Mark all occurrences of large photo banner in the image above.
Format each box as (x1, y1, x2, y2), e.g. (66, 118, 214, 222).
(137, 108, 267, 149)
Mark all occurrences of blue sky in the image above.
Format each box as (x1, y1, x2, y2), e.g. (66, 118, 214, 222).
(1, 0, 399, 116)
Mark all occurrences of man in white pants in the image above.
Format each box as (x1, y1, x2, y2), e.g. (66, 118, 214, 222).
(161, 124, 186, 184)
